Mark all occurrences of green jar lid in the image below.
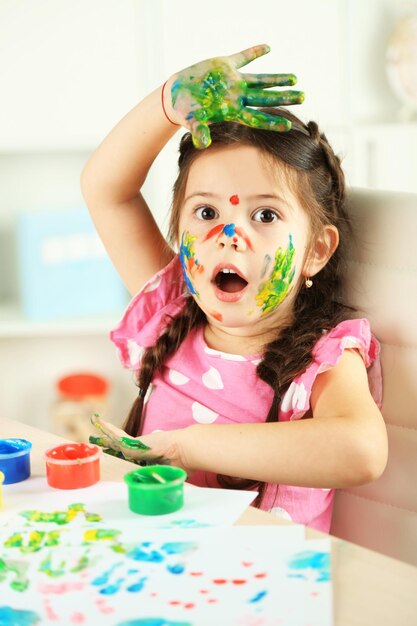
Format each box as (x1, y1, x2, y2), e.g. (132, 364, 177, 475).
(124, 465, 187, 515)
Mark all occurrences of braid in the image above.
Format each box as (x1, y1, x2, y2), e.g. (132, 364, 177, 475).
(123, 297, 205, 436)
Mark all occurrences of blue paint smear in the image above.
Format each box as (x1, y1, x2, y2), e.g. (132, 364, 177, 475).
(248, 590, 268, 604)
(167, 563, 185, 575)
(127, 546, 164, 563)
(167, 519, 210, 529)
(115, 617, 193, 626)
(222, 223, 236, 238)
(126, 576, 147, 593)
(287, 550, 331, 582)
(99, 577, 125, 595)
(161, 542, 196, 555)
(0, 606, 39, 625)
(179, 240, 198, 296)
(91, 562, 122, 586)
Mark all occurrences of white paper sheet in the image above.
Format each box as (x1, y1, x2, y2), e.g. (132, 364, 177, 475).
(0, 478, 332, 625)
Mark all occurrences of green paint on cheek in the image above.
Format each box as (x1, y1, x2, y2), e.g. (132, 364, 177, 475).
(255, 235, 296, 316)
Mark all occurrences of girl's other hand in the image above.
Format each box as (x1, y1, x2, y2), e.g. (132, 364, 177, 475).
(163, 44, 304, 149)
(90, 414, 189, 470)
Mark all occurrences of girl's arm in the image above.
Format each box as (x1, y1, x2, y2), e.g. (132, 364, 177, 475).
(80, 83, 178, 296)
(93, 349, 388, 489)
(180, 349, 388, 488)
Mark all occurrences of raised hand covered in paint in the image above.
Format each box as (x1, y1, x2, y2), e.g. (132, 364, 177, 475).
(163, 44, 304, 149)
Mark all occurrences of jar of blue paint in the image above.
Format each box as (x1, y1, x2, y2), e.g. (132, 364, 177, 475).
(0, 438, 32, 484)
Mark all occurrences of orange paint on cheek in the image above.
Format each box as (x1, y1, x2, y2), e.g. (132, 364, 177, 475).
(210, 311, 223, 322)
(202, 224, 224, 242)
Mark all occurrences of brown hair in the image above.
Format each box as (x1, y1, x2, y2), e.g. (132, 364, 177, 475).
(123, 108, 352, 505)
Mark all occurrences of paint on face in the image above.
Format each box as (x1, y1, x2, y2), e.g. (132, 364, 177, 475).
(229, 194, 239, 205)
(202, 223, 254, 252)
(179, 231, 204, 297)
(260, 254, 272, 279)
(255, 235, 295, 316)
(209, 310, 223, 322)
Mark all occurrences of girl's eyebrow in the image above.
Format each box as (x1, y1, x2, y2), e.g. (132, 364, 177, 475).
(184, 191, 291, 207)
(183, 191, 221, 203)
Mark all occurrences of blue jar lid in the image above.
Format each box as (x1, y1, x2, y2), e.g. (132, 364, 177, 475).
(0, 438, 32, 459)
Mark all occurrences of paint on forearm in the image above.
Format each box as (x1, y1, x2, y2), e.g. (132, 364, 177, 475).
(179, 231, 204, 297)
(255, 235, 295, 316)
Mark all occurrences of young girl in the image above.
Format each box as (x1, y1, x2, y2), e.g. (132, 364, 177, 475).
(81, 45, 388, 532)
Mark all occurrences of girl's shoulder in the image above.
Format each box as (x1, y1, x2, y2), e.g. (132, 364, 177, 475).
(110, 255, 186, 369)
(280, 318, 382, 420)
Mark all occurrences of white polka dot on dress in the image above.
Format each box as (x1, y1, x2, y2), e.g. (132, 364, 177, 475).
(269, 506, 293, 521)
(127, 340, 144, 368)
(191, 402, 219, 424)
(169, 369, 190, 386)
(201, 366, 224, 389)
(144, 275, 162, 292)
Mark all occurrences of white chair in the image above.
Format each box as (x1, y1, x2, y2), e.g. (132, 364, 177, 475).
(330, 187, 417, 567)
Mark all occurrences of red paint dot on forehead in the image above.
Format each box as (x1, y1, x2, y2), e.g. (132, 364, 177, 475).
(229, 194, 239, 205)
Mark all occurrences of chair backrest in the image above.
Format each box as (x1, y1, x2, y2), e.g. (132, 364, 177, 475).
(330, 187, 417, 567)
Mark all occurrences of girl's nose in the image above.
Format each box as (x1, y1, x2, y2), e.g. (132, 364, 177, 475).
(215, 224, 247, 252)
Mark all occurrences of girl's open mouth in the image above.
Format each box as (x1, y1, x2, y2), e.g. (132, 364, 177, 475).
(212, 265, 248, 302)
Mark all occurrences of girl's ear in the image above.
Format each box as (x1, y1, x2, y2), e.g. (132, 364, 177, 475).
(303, 225, 339, 277)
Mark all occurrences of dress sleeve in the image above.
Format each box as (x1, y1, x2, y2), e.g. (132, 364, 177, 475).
(109, 256, 187, 370)
(279, 318, 383, 420)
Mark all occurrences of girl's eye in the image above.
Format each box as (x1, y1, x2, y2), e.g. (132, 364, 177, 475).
(195, 206, 218, 220)
(252, 208, 279, 223)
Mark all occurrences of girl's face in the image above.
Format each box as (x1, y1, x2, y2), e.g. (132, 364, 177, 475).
(178, 144, 312, 333)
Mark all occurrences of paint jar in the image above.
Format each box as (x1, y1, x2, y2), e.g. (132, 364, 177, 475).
(0, 438, 32, 484)
(45, 443, 101, 489)
(0, 470, 4, 508)
(50, 372, 109, 442)
(124, 465, 187, 515)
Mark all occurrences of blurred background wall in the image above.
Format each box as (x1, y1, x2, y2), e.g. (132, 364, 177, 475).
(1, 0, 416, 433)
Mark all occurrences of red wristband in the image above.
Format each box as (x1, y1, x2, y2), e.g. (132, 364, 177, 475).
(161, 81, 180, 126)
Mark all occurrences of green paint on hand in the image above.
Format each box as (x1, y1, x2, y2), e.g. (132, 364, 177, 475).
(120, 436, 150, 451)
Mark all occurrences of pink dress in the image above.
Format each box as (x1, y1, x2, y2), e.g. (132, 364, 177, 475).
(110, 256, 382, 532)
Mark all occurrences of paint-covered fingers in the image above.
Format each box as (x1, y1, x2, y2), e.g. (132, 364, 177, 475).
(244, 89, 305, 108)
(241, 72, 298, 88)
(228, 44, 271, 69)
(90, 415, 151, 458)
(189, 120, 212, 150)
(237, 107, 292, 132)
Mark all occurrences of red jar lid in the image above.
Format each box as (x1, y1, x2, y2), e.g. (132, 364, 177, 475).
(57, 373, 109, 399)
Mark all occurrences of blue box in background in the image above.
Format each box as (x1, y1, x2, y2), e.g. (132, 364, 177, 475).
(17, 208, 129, 321)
